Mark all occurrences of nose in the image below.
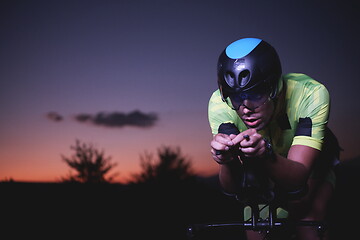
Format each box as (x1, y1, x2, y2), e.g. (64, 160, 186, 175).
(241, 100, 254, 114)
(242, 107, 253, 115)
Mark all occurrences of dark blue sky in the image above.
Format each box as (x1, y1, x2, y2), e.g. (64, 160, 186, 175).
(1, 0, 359, 182)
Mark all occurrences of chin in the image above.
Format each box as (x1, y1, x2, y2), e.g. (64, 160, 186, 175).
(247, 123, 266, 131)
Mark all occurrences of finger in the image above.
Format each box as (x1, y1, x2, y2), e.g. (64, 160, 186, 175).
(229, 134, 238, 140)
(240, 140, 266, 157)
(211, 148, 238, 164)
(239, 132, 263, 148)
(240, 146, 258, 154)
(211, 140, 230, 153)
(231, 130, 255, 145)
(231, 133, 245, 145)
(240, 146, 262, 158)
(214, 133, 234, 146)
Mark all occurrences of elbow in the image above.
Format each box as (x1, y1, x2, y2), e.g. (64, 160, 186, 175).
(277, 176, 309, 200)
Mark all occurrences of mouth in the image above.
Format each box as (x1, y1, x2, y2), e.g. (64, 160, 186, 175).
(243, 118, 261, 127)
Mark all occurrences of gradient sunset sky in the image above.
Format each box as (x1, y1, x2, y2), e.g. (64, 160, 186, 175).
(1, 0, 359, 183)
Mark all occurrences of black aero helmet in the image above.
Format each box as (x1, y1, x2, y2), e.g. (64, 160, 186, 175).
(217, 38, 282, 103)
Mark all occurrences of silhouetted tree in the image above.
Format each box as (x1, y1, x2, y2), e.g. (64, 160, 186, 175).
(131, 145, 195, 184)
(61, 139, 118, 183)
(1, 177, 14, 182)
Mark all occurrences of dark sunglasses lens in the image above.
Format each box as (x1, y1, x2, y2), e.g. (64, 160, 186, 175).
(230, 91, 270, 110)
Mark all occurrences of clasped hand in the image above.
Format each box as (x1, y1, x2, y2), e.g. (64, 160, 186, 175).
(211, 129, 267, 163)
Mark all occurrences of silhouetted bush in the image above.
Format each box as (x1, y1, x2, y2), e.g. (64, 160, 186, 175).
(61, 139, 118, 183)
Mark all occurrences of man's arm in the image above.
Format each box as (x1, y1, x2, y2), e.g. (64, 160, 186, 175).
(213, 129, 320, 193)
(263, 144, 320, 191)
(211, 132, 245, 193)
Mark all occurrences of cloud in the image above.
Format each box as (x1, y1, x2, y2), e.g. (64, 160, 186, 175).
(46, 112, 64, 122)
(74, 110, 158, 128)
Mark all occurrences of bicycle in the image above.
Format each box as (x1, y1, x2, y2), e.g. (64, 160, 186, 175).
(187, 123, 329, 240)
(186, 187, 327, 240)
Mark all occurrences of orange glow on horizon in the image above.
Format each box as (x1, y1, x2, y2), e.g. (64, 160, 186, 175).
(0, 135, 218, 184)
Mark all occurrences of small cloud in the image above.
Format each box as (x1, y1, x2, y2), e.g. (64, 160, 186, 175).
(46, 112, 64, 122)
(74, 113, 92, 123)
(74, 110, 158, 128)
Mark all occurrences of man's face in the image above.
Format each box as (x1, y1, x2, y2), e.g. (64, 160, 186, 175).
(236, 98, 275, 131)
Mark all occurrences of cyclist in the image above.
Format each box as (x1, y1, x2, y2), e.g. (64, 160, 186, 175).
(208, 38, 341, 240)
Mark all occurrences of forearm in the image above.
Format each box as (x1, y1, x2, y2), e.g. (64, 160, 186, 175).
(264, 153, 310, 191)
(220, 153, 313, 193)
(218, 160, 244, 194)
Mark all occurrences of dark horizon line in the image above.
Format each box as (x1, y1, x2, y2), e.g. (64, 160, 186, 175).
(2, 155, 359, 185)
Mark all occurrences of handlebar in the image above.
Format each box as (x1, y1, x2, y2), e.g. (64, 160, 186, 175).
(187, 219, 326, 239)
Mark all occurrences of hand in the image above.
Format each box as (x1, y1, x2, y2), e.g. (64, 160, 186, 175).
(231, 129, 267, 158)
(210, 133, 237, 164)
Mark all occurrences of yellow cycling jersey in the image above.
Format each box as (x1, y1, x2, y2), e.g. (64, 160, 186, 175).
(208, 73, 330, 157)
